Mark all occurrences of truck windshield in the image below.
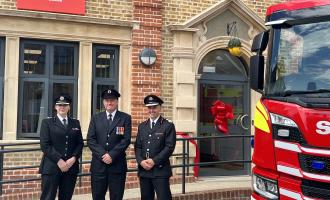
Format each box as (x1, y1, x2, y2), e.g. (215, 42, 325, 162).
(267, 21, 330, 97)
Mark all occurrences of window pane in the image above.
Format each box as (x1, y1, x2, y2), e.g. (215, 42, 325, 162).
(21, 82, 46, 134)
(96, 85, 114, 113)
(23, 43, 46, 75)
(95, 49, 114, 78)
(52, 83, 74, 116)
(199, 84, 243, 126)
(198, 49, 246, 77)
(53, 46, 75, 76)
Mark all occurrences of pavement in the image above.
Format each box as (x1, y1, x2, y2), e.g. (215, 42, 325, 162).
(71, 176, 251, 200)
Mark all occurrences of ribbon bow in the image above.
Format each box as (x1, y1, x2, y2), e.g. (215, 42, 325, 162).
(210, 100, 234, 134)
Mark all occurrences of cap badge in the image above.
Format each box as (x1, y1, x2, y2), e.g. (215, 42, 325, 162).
(108, 90, 111, 94)
(60, 96, 64, 101)
(149, 97, 153, 101)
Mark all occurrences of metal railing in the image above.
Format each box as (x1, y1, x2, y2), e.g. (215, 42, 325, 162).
(0, 134, 253, 196)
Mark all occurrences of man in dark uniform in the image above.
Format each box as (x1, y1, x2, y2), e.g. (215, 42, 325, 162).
(39, 95, 84, 200)
(87, 89, 132, 200)
(134, 94, 176, 200)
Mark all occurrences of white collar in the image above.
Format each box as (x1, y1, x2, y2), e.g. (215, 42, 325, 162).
(57, 114, 68, 122)
(106, 110, 117, 119)
(150, 115, 160, 126)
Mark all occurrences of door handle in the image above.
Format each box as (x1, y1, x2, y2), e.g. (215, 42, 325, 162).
(239, 114, 249, 130)
(235, 114, 242, 125)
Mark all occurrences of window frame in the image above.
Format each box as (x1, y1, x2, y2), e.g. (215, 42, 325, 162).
(18, 39, 79, 139)
(92, 44, 119, 115)
(0, 38, 5, 139)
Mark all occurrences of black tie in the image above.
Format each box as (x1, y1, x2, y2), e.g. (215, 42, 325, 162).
(62, 118, 67, 128)
(152, 121, 155, 129)
(108, 114, 113, 125)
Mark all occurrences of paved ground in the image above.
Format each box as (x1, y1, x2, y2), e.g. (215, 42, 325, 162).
(71, 176, 251, 200)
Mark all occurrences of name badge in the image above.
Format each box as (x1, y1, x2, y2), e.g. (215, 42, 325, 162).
(116, 127, 124, 135)
(72, 128, 80, 131)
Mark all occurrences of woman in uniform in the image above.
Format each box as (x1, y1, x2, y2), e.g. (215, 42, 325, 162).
(39, 95, 84, 200)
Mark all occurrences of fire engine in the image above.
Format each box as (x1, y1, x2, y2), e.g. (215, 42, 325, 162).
(250, 0, 330, 199)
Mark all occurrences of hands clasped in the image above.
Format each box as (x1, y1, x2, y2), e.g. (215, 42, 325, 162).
(102, 153, 113, 164)
(57, 157, 76, 172)
(140, 159, 155, 170)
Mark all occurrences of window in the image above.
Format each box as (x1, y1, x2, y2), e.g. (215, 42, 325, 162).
(0, 38, 5, 139)
(92, 45, 119, 114)
(18, 40, 78, 138)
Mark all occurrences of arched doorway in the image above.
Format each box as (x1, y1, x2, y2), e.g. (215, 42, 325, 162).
(198, 49, 250, 176)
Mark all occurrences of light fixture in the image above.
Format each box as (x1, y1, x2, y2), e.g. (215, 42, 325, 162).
(139, 47, 157, 66)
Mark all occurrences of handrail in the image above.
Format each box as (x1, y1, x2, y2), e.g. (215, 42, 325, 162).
(0, 134, 253, 196)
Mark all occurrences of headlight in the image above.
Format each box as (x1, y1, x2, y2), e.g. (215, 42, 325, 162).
(253, 174, 278, 199)
(270, 113, 297, 127)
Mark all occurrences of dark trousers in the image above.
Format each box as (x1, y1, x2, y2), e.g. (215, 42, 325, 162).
(40, 173, 77, 200)
(139, 177, 172, 200)
(91, 172, 126, 200)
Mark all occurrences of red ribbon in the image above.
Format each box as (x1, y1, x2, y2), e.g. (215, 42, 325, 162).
(176, 132, 200, 177)
(210, 100, 234, 134)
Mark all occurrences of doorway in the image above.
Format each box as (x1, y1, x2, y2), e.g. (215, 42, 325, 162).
(197, 49, 250, 176)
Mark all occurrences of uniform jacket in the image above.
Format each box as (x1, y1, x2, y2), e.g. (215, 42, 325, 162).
(87, 110, 132, 174)
(39, 116, 84, 175)
(134, 116, 176, 178)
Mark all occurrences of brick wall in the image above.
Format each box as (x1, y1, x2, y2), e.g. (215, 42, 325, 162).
(130, 0, 163, 134)
(0, 0, 133, 21)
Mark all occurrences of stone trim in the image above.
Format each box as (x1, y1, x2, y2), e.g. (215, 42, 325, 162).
(0, 8, 135, 28)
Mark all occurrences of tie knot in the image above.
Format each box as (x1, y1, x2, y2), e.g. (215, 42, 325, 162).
(152, 121, 155, 128)
(62, 118, 67, 126)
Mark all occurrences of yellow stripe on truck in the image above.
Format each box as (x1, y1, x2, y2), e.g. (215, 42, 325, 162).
(256, 100, 269, 120)
(254, 100, 270, 133)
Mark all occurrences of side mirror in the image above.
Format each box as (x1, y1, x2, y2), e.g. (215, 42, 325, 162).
(250, 55, 264, 92)
(251, 31, 269, 53)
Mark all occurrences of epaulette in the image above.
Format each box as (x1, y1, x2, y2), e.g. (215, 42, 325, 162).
(162, 117, 173, 124)
(144, 119, 149, 125)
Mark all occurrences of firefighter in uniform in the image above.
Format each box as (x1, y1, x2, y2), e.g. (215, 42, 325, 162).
(134, 94, 177, 200)
(87, 89, 132, 200)
(39, 95, 84, 200)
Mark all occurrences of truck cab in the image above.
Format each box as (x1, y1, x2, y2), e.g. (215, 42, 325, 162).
(250, 1, 330, 199)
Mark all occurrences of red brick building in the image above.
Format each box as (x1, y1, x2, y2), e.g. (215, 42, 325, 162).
(0, 0, 287, 199)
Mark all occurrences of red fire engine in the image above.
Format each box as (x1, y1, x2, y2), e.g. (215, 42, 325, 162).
(250, 0, 330, 199)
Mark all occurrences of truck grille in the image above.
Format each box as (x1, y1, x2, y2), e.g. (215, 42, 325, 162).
(272, 125, 306, 144)
(301, 179, 330, 199)
(299, 154, 330, 175)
